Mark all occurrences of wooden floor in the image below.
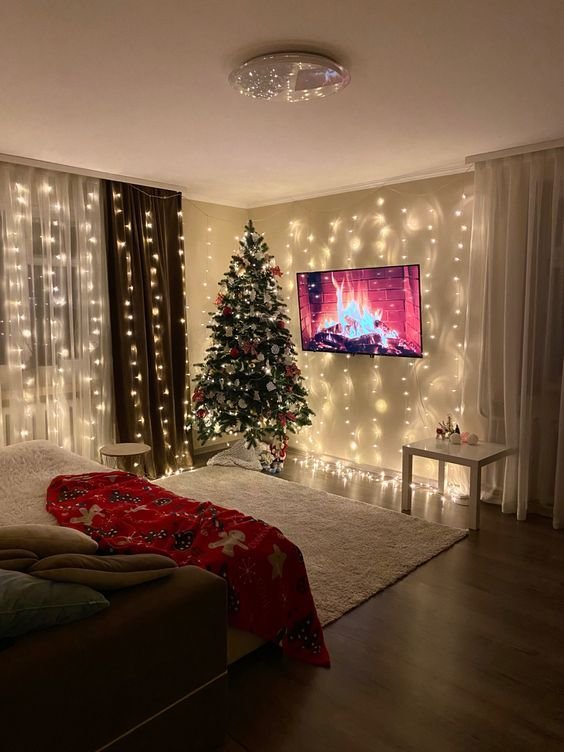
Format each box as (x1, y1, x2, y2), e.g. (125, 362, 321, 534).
(205, 450, 564, 752)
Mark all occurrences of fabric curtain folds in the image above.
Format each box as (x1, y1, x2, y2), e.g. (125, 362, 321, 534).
(464, 148, 564, 529)
(0, 163, 114, 458)
(104, 182, 192, 477)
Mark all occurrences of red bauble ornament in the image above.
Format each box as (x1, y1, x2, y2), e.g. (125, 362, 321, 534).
(196, 408, 208, 418)
(223, 306, 233, 317)
(277, 319, 286, 329)
(230, 347, 240, 358)
(192, 388, 205, 403)
(271, 265, 283, 278)
(215, 293, 225, 306)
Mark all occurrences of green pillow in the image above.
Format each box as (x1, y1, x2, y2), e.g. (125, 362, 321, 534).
(0, 569, 109, 639)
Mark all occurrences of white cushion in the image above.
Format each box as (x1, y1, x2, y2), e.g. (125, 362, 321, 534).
(0, 440, 103, 526)
(207, 439, 262, 472)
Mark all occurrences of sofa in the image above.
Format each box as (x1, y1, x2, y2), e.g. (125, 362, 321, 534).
(0, 564, 228, 752)
(0, 441, 229, 752)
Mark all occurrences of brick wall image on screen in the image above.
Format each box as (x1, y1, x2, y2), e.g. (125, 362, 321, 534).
(297, 265, 422, 357)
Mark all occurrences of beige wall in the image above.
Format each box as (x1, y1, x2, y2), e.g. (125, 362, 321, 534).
(184, 173, 474, 475)
(183, 199, 246, 450)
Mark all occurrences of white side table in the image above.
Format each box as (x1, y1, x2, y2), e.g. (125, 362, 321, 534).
(401, 438, 516, 530)
(99, 442, 152, 475)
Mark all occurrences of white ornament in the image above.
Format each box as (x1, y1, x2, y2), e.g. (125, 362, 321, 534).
(249, 289, 256, 302)
(257, 352, 265, 362)
(225, 326, 233, 337)
(271, 344, 280, 355)
(449, 433, 461, 444)
(238, 399, 247, 408)
(217, 394, 225, 404)
(467, 433, 479, 445)
(253, 391, 260, 400)
(266, 382, 276, 392)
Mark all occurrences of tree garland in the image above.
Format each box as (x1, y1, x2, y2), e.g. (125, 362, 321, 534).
(193, 220, 313, 459)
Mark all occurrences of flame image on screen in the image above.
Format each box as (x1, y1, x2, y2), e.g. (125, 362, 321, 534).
(320, 274, 400, 348)
(297, 266, 422, 357)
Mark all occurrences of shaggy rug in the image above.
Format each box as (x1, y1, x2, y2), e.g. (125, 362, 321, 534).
(159, 466, 468, 626)
(0, 442, 468, 627)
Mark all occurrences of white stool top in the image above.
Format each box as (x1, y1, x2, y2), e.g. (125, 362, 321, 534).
(99, 442, 152, 457)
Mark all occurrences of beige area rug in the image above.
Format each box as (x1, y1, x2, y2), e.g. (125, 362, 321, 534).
(159, 466, 467, 626)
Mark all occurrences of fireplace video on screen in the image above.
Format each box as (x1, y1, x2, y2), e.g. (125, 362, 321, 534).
(297, 265, 423, 357)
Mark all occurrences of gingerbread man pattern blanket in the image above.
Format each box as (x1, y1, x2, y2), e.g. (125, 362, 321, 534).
(46, 471, 330, 667)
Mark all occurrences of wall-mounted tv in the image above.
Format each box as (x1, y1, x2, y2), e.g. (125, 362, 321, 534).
(297, 264, 423, 357)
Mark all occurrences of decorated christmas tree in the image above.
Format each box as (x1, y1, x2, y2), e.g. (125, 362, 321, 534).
(192, 220, 313, 468)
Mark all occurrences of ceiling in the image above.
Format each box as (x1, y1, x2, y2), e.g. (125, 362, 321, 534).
(1, 0, 563, 207)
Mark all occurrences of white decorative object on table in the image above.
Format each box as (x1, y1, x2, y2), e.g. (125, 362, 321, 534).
(401, 438, 516, 530)
(449, 433, 462, 444)
(467, 433, 479, 445)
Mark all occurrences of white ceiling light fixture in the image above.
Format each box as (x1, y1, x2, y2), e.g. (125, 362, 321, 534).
(229, 52, 350, 102)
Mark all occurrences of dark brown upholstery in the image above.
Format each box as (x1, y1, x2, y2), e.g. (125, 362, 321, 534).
(0, 565, 227, 752)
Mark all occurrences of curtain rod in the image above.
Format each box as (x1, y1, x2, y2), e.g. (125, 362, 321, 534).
(0, 152, 185, 193)
(466, 137, 564, 164)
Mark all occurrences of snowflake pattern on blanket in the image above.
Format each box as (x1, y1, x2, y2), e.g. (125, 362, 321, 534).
(46, 471, 330, 667)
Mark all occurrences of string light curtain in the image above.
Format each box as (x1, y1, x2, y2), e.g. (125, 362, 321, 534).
(0, 162, 114, 456)
(104, 182, 192, 477)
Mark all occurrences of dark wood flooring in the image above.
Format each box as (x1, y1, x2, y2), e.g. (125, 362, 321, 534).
(196, 449, 564, 752)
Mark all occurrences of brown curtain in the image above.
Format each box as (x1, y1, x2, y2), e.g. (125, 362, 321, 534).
(104, 181, 193, 477)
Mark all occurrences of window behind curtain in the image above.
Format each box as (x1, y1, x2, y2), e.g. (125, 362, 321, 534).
(0, 162, 114, 458)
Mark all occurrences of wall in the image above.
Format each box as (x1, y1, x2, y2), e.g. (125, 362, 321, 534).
(184, 173, 475, 477)
(183, 199, 246, 451)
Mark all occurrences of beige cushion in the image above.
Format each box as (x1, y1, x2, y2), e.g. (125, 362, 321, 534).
(0, 549, 39, 571)
(0, 524, 98, 557)
(30, 553, 177, 591)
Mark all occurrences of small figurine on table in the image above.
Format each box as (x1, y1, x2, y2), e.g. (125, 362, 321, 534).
(437, 415, 460, 440)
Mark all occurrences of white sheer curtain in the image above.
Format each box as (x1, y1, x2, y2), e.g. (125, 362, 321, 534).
(463, 148, 564, 529)
(0, 162, 114, 459)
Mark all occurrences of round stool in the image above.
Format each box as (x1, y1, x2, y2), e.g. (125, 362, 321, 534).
(99, 442, 151, 476)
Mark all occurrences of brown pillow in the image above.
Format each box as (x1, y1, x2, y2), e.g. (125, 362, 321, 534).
(0, 525, 98, 557)
(30, 553, 177, 591)
(0, 549, 38, 572)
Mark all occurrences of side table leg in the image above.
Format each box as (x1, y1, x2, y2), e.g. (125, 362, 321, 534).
(402, 450, 413, 513)
(469, 464, 482, 530)
(438, 460, 446, 495)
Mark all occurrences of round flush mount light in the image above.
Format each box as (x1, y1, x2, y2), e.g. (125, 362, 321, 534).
(229, 52, 350, 102)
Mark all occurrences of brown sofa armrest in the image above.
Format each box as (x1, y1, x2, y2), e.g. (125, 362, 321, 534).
(0, 566, 227, 752)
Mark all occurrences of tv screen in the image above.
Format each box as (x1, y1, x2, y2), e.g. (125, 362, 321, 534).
(297, 264, 423, 357)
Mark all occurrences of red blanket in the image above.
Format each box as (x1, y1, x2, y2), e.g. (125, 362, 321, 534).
(46, 471, 329, 667)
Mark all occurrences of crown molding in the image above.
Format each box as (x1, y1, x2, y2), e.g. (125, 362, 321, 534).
(242, 161, 470, 209)
(0, 152, 185, 193)
(0, 151, 472, 209)
(466, 137, 564, 164)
